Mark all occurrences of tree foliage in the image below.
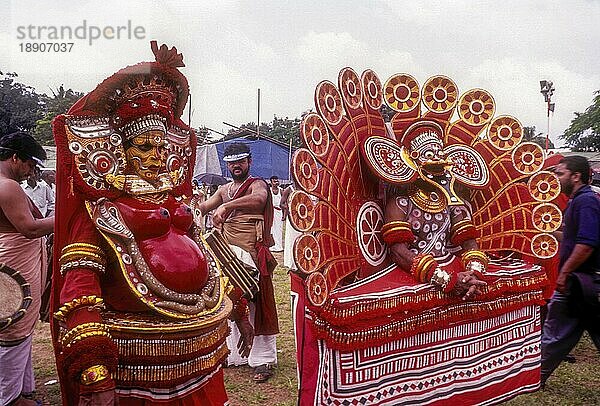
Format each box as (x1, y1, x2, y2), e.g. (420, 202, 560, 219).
(561, 90, 600, 151)
(224, 115, 303, 148)
(523, 125, 554, 149)
(34, 86, 84, 146)
(0, 73, 83, 146)
(0, 72, 43, 136)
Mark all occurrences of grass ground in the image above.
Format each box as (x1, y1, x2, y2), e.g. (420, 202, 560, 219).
(31, 252, 599, 405)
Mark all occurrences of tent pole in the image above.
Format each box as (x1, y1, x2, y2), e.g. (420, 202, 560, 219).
(257, 88, 261, 139)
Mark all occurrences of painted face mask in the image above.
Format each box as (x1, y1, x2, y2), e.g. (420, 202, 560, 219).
(125, 129, 167, 183)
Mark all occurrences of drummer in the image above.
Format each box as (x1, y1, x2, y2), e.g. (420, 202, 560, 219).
(0, 132, 54, 406)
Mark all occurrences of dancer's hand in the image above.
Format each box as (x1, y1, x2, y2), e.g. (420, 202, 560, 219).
(236, 317, 254, 358)
(455, 270, 487, 300)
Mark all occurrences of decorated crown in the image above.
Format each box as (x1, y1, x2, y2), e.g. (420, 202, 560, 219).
(67, 41, 189, 128)
(400, 120, 444, 151)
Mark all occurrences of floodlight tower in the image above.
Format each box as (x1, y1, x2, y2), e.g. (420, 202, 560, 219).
(539, 80, 555, 152)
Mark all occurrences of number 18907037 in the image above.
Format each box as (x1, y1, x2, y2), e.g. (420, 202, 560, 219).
(19, 42, 74, 52)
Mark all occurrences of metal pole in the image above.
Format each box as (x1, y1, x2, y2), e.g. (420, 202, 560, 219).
(257, 88, 261, 139)
(288, 137, 293, 182)
(188, 92, 192, 127)
(546, 97, 550, 155)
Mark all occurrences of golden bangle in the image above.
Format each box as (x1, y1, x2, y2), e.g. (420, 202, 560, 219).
(382, 221, 411, 231)
(59, 250, 105, 263)
(61, 243, 103, 256)
(54, 295, 105, 322)
(461, 250, 489, 268)
(80, 364, 110, 386)
(410, 253, 436, 283)
(61, 322, 111, 348)
(450, 219, 473, 235)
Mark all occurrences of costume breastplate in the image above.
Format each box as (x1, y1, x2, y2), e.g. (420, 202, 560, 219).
(398, 196, 451, 258)
(114, 198, 207, 293)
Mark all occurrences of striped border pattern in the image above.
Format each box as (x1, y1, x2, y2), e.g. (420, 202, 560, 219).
(315, 306, 540, 405)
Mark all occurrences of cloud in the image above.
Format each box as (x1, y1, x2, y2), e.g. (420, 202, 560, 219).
(469, 58, 599, 146)
(2, 0, 599, 148)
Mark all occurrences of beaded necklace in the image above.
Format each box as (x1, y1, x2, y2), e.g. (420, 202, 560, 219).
(227, 182, 242, 200)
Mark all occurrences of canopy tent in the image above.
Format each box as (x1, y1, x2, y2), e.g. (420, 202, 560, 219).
(193, 144, 222, 178)
(202, 137, 293, 181)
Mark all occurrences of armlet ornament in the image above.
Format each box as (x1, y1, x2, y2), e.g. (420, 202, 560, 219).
(54, 295, 105, 322)
(61, 322, 111, 348)
(80, 364, 110, 386)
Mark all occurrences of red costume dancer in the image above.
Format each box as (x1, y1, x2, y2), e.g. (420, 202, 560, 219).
(50, 41, 251, 405)
(289, 70, 562, 405)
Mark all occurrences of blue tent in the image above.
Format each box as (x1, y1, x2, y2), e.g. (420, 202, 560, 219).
(214, 137, 293, 181)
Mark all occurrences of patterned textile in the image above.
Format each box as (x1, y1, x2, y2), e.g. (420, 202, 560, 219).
(314, 306, 540, 406)
(292, 272, 541, 405)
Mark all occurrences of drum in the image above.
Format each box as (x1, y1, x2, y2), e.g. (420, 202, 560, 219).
(204, 229, 259, 300)
(0, 263, 32, 332)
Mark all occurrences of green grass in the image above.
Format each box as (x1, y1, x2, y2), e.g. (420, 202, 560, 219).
(32, 256, 599, 405)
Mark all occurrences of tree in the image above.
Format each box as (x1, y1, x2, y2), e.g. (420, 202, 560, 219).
(523, 125, 555, 149)
(225, 115, 303, 148)
(34, 85, 84, 146)
(561, 90, 600, 151)
(269, 116, 302, 148)
(0, 72, 43, 136)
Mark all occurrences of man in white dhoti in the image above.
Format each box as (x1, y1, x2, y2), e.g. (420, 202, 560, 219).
(269, 176, 284, 252)
(0, 132, 54, 406)
(198, 142, 279, 383)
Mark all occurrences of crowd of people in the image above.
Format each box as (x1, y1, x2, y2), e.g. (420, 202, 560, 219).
(0, 42, 598, 406)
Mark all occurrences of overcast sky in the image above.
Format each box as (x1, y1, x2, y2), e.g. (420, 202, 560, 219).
(3, 0, 599, 146)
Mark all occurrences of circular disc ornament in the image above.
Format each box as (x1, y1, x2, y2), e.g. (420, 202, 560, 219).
(532, 203, 562, 233)
(289, 191, 316, 232)
(301, 113, 330, 158)
(339, 68, 362, 110)
(528, 171, 561, 202)
(487, 116, 523, 151)
(79, 141, 126, 190)
(306, 272, 328, 307)
(0, 263, 32, 332)
(383, 74, 420, 112)
(361, 69, 383, 110)
(531, 233, 558, 259)
(512, 142, 545, 175)
(293, 234, 321, 274)
(292, 149, 319, 193)
(458, 89, 495, 126)
(422, 75, 458, 113)
(315, 81, 344, 126)
(356, 201, 386, 266)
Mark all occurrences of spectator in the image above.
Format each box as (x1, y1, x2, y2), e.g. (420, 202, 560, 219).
(0, 132, 54, 406)
(541, 155, 600, 386)
(199, 142, 279, 383)
(269, 176, 284, 252)
(21, 166, 55, 217)
(40, 169, 56, 192)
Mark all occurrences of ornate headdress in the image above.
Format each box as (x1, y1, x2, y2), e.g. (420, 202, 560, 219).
(53, 41, 196, 199)
(399, 120, 444, 152)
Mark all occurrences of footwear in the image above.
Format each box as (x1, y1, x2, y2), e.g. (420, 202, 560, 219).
(253, 364, 274, 383)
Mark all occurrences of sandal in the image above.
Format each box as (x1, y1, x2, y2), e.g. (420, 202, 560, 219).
(253, 364, 273, 383)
